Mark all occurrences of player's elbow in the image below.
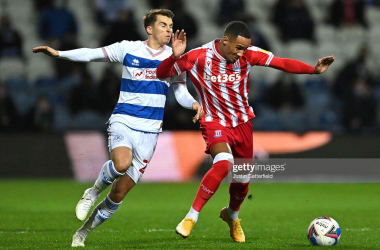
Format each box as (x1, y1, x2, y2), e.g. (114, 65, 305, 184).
(175, 96, 190, 109)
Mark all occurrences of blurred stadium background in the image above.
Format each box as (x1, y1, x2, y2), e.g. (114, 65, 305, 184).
(0, 0, 380, 182)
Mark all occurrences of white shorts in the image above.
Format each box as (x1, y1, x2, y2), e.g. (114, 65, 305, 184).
(107, 122, 159, 183)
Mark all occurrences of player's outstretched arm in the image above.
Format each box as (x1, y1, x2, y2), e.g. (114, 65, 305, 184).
(32, 46, 59, 57)
(314, 56, 335, 74)
(32, 46, 107, 62)
(172, 29, 187, 58)
(268, 55, 335, 75)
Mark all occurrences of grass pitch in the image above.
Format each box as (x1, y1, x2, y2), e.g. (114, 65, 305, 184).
(0, 180, 379, 249)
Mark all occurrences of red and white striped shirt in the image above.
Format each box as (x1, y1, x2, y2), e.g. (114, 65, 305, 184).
(157, 39, 315, 128)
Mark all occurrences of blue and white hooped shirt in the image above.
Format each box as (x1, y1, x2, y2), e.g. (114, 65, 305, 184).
(102, 40, 182, 133)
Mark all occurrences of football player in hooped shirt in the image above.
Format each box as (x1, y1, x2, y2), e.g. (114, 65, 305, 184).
(157, 21, 334, 242)
(33, 9, 204, 247)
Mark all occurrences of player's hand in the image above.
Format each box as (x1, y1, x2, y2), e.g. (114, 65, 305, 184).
(314, 55, 335, 74)
(192, 102, 204, 123)
(172, 29, 186, 59)
(32, 46, 59, 57)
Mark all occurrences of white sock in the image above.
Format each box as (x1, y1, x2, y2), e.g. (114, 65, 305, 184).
(185, 207, 199, 223)
(77, 228, 90, 238)
(80, 195, 122, 234)
(88, 187, 100, 198)
(227, 206, 239, 222)
(93, 160, 124, 195)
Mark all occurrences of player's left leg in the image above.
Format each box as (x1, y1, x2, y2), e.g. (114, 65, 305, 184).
(220, 173, 250, 243)
(72, 129, 158, 247)
(75, 122, 133, 222)
(72, 174, 136, 247)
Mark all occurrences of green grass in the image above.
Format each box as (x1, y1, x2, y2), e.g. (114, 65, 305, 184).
(0, 180, 379, 249)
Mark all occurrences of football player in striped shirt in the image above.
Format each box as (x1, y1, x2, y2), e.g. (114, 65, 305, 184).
(157, 21, 334, 242)
(33, 9, 204, 247)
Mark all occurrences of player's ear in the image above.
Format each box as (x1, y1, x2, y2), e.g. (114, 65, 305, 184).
(222, 36, 229, 46)
(146, 26, 153, 35)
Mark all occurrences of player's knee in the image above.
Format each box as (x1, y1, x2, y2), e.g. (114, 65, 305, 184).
(113, 159, 131, 173)
(213, 152, 234, 165)
(212, 152, 234, 176)
(111, 147, 132, 173)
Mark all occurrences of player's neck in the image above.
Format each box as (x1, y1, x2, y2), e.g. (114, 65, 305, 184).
(146, 39, 164, 50)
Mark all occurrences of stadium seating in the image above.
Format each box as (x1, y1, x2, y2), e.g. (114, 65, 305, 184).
(1, 0, 379, 131)
(53, 104, 71, 131)
(0, 58, 26, 80)
(5, 77, 34, 116)
(70, 111, 107, 130)
(5, 77, 29, 93)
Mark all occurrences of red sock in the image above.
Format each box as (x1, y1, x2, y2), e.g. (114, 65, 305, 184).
(229, 182, 249, 211)
(192, 160, 230, 212)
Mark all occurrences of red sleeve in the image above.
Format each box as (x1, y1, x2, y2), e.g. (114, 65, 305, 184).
(245, 47, 273, 66)
(269, 56, 315, 74)
(156, 56, 178, 79)
(244, 47, 315, 74)
(157, 49, 202, 79)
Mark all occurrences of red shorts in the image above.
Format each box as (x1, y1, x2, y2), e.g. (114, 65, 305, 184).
(200, 120, 253, 159)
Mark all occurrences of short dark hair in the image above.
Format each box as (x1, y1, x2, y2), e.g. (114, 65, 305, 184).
(143, 9, 174, 30)
(224, 21, 251, 40)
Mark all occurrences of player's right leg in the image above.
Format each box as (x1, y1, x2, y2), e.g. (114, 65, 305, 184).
(75, 122, 133, 221)
(176, 141, 234, 238)
(176, 122, 234, 238)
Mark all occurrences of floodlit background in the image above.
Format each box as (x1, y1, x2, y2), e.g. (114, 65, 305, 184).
(0, 0, 379, 181)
